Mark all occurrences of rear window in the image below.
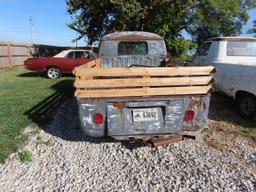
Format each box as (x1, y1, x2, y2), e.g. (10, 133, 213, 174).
(227, 41, 256, 57)
(118, 41, 148, 55)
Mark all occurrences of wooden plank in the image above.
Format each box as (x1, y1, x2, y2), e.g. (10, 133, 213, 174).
(74, 76, 212, 88)
(95, 58, 101, 68)
(75, 85, 212, 98)
(73, 60, 96, 74)
(75, 66, 215, 77)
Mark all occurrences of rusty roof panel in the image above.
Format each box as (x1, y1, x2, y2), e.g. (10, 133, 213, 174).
(101, 31, 163, 41)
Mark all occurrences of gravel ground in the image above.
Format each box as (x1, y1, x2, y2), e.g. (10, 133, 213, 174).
(0, 95, 255, 192)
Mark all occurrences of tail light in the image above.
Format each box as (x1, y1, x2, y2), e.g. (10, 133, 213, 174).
(184, 110, 194, 121)
(93, 113, 104, 124)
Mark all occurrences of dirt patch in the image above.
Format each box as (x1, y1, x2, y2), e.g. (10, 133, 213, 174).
(208, 93, 256, 143)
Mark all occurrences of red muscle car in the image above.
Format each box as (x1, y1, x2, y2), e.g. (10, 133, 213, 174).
(24, 49, 97, 79)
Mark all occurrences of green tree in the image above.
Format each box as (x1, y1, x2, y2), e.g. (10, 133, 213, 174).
(187, 0, 256, 45)
(66, 0, 256, 56)
(248, 20, 256, 35)
(66, 0, 194, 44)
(166, 37, 197, 59)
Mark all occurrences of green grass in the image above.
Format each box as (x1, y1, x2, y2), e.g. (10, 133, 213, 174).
(18, 150, 32, 163)
(0, 67, 74, 163)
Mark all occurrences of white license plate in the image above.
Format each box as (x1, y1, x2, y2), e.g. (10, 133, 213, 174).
(132, 108, 159, 122)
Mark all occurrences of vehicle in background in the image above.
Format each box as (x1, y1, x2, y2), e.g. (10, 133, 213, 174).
(193, 37, 256, 119)
(24, 49, 97, 79)
(73, 31, 214, 141)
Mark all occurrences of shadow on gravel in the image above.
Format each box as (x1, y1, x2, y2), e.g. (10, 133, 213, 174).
(24, 80, 144, 150)
(209, 93, 256, 129)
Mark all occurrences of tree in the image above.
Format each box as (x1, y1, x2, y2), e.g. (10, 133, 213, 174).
(66, 0, 194, 44)
(248, 20, 256, 35)
(66, 0, 256, 56)
(187, 0, 256, 45)
(166, 37, 197, 59)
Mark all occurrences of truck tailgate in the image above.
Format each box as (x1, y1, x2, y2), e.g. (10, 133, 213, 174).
(107, 96, 210, 137)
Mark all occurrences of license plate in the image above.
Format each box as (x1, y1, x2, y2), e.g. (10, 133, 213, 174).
(132, 108, 158, 122)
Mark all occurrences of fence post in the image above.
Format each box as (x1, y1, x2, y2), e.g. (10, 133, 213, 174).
(27, 46, 30, 57)
(7, 43, 12, 67)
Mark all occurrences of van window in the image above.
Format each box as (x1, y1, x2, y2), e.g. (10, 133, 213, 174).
(118, 42, 148, 55)
(227, 41, 256, 57)
(198, 42, 211, 56)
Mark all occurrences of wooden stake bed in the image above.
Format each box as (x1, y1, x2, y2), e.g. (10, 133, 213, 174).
(73, 59, 214, 98)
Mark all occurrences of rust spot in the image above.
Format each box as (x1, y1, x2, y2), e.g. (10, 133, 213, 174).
(192, 121, 200, 130)
(183, 122, 200, 131)
(113, 102, 127, 110)
(188, 98, 202, 110)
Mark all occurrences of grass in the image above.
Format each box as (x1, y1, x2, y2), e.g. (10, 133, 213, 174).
(18, 150, 32, 163)
(0, 67, 74, 163)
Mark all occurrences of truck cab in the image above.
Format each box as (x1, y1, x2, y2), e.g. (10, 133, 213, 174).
(74, 32, 214, 140)
(99, 31, 167, 68)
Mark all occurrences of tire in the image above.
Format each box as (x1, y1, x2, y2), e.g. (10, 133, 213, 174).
(46, 67, 61, 79)
(237, 93, 256, 119)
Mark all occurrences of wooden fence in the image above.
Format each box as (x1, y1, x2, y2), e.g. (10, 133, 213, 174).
(0, 42, 34, 68)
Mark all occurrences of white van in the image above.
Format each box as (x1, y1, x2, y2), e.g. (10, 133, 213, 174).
(193, 37, 256, 119)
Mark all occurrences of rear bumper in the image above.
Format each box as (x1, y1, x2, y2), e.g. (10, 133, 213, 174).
(78, 95, 210, 139)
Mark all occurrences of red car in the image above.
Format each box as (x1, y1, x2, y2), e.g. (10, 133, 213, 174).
(24, 49, 97, 79)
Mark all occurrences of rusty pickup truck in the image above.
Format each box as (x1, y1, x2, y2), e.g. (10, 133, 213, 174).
(73, 32, 214, 141)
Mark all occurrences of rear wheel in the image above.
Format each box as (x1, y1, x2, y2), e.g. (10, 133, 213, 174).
(46, 67, 61, 79)
(237, 93, 256, 119)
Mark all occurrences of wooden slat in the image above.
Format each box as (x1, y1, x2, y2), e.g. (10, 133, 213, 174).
(73, 59, 99, 74)
(74, 76, 212, 88)
(75, 66, 215, 77)
(75, 85, 212, 98)
(95, 58, 101, 68)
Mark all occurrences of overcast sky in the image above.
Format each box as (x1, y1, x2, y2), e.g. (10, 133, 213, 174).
(0, 0, 255, 46)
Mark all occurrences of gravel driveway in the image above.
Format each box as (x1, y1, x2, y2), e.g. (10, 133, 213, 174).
(0, 96, 255, 192)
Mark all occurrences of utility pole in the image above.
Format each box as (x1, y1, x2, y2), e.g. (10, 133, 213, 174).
(29, 16, 34, 44)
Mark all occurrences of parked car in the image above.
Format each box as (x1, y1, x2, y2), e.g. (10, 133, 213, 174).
(24, 49, 97, 79)
(73, 31, 214, 142)
(193, 37, 256, 119)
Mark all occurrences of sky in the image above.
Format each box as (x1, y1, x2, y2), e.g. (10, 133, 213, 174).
(0, 0, 255, 46)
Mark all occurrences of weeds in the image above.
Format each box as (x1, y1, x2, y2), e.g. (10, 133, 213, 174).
(36, 136, 51, 145)
(18, 150, 32, 163)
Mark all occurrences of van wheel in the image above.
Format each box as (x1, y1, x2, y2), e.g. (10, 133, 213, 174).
(237, 93, 256, 119)
(46, 67, 61, 79)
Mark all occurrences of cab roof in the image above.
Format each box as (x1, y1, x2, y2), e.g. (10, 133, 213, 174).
(101, 31, 163, 41)
(208, 36, 256, 42)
